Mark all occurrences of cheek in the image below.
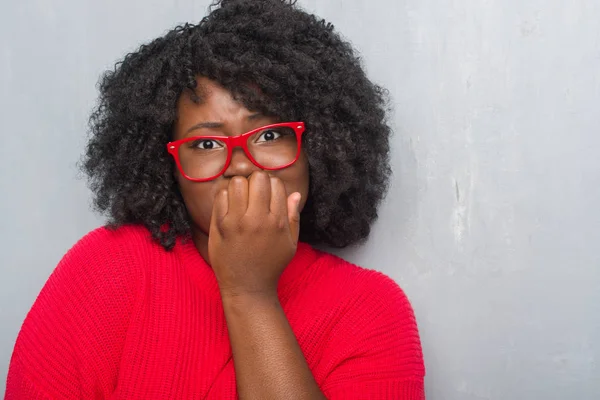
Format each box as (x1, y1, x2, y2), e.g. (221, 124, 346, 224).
(177, 177, 218, 230)
(274, 155, 310, 207)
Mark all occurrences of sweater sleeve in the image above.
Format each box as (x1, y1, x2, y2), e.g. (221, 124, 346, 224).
(5, 227, 144, 400)
(321, 271, 426, 400)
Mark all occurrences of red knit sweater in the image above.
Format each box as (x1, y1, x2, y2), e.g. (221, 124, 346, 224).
(6, 225, 425, 399)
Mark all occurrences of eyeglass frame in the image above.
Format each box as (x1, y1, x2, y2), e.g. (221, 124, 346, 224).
(166, 121, 305, 182)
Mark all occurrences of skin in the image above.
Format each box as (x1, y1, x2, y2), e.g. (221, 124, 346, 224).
(172, 77, 326, 399)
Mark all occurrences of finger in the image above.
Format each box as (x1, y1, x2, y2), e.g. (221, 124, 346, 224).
(269, 176, 287, 217)
(287, 192, 302, 245)
(210, 189, 229, 236)
(247, 171, 271, 216)
(228, 176, 249, 218)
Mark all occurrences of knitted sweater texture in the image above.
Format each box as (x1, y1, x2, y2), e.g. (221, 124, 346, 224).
(6, 225, 425, 399)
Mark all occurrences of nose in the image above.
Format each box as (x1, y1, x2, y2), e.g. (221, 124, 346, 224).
(222, 147, 261, 178)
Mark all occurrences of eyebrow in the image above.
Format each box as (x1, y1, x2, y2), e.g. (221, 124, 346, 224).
(185, 113, 264, 135)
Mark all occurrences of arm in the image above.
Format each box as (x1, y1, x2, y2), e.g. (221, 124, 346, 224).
(221, 291, 326, 400)
(321, 272, 425, 399)
(207, 172, 326, 399)
(206, 172, 424, 399)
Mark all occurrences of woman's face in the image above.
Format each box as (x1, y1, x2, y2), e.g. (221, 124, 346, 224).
(172, 77, 310, 259)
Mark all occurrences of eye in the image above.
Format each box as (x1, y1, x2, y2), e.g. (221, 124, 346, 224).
(190, 139, 224, 150)
(256, 129, 283, 142)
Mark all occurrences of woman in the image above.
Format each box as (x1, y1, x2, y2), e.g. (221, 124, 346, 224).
(6, 0, 425, 398)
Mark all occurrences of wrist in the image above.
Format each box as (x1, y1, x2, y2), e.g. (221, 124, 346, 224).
(220, 288, 280, 309)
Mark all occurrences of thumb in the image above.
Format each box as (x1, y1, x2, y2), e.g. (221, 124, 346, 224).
(287, 192, 301, 245)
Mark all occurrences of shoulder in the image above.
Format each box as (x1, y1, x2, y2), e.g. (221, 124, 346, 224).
(65, 224, 159, 259)
(308, 249, 422, 347)
(18, 224, 161, 344)
(8, 225, 160, 395)
(305, 250, 425, 386)
(39, 224, 161, 311)
(57, 224, 161, 275)
(311, 250, 413, 310)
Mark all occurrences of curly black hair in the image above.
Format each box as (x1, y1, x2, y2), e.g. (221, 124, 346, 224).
(83, 0, 392, 250)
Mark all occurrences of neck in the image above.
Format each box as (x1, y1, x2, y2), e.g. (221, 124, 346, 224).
(191, 226, 211, 266)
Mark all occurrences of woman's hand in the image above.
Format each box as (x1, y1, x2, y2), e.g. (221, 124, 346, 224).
(208, 171, 302, 298)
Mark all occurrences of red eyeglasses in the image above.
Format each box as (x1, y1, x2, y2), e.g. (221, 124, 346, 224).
(167, 122, 305, 182)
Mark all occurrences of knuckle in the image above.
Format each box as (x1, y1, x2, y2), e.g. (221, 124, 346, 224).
(249, 219, 264, 233)
(215, 217, 230, 236)
(273, 216, 287, 231)
(269, 175, 282, 185)
(252, 170, 268, 179)
(230, 176, 246, 187)
(234, 217, 247, 232)
(250, 171, 269, 186)
(217, 188, 228, 198)
(235, 216, 261, 234)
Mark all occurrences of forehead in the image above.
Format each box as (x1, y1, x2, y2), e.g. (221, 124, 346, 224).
(173, 77, 279, 140)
